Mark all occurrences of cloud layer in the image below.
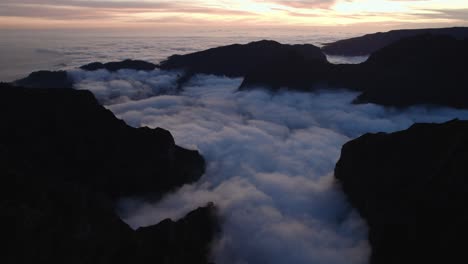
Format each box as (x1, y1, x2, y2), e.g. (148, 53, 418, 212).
(72, 69, 468, 264)
(70, 69, 181, 104)
(1, 0, 467, 28)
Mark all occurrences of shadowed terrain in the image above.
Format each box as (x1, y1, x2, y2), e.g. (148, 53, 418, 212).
(0, 83, 217, 264)
(336, 119, 468, 264)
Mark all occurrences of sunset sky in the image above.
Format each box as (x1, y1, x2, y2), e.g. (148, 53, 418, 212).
(0, 0, 467, 30)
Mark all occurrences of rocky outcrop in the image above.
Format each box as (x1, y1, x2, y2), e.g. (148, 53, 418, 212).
(234, 36, 468, 109)
(160, 39, 330, 91)
(352, 34, 468, 108)
(0, 83, 205, 199)
(160, 40, 327, 79)
(0, 83, 216, 264)
(80, 59, 158, 72)
(14, 70, 73, 89)
(238, 35, 468, 109)
(335, 119, 468, 264)
(322, 27, 468, 56)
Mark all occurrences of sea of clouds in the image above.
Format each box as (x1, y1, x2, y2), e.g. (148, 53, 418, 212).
(71, 69, 468, 264)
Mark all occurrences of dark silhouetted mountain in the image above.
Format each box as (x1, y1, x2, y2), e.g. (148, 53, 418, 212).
(352, 34, 468, 108)
(239, 52, 332, 91)
(14, 70, 73, 89)
(238, 35, 468, 109)
(80, 59, 158, 71)
(0, 83, 215, 264)
(11, 34, 468, 110)
(335, 119, 468, 264)
(322, 27, 468, 56)
(0, 83, 205, 199)
(160, 40, 327, 79)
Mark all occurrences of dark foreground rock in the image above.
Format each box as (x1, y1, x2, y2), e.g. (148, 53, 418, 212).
(14, 70, 73, 89)
(80, 59, 158, 72)
(134, 204, 219, 264)
(335, 119, 468, 264)
(322, 27, 468, 56)
(0, 84, 205, 198)
(0, 83, 216, 264)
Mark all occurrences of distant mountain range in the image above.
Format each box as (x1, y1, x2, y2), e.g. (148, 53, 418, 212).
(322, 27, 468, 56)
(13, 27, 468, 109)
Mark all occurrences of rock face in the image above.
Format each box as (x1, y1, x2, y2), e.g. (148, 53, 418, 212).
(0, 83, 216, 264)
(335, 119, 468, 264)
(352, 34, 468, 108)
(14, 70, 73, 89)
(160, 40, 327, 78)
(322, 27, 468, 56)
(80, 59, 158, 71)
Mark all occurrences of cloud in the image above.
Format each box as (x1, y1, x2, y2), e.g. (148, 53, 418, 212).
(0, 0, 256, 20)
(416, 8, 468, 21)
(0, 4, 112, 20)
(264, 0, 338, 9)
(69, 69, 182, 104)
(73, 70, 468, 264)
(0, 0, 179, 10)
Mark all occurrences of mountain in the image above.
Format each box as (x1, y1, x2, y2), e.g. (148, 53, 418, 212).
(335, 119, 468, 264)
(0, 83, 215, 264)
(352, 34, 468, 108)
(10, 35, 468, 109)
(80, 59, 158, 72)
(14, 70, 73, 89)
(322, 27, 468, 56)
(160, 39, 326, 78)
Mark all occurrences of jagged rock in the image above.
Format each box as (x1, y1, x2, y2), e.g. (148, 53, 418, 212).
(14, 70, 73, 89)
(80, 59, 158, 72)
(335, 119, 468, 264)
(322, 27, 468, 56)
(0, 83, 215, 264)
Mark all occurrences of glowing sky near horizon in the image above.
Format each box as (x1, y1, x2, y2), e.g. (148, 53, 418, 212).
(0, 0, 467, 29)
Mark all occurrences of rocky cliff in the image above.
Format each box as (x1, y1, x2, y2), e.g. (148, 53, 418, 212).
(335, 119, 468, 264)
(0, 83, 216, 264)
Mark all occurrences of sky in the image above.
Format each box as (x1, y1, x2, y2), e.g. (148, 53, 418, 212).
(0, 0, 467, 30)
